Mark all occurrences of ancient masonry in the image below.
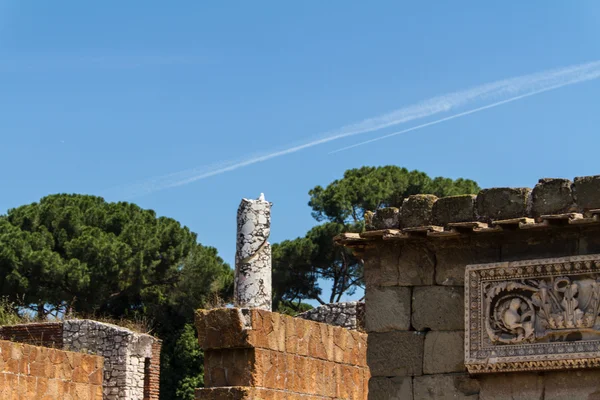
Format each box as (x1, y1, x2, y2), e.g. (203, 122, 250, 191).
(0, 319, 161, 400)
(297, 301, 365, 331)
(0, 339, 104, 399)
(337, 175, 600, 399)
(235, 194, 273, 310)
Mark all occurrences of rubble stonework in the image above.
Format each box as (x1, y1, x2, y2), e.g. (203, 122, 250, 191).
(234, 195, 272, 310)
(296, 301, 365, 330)
(337, 174, 600, 399)
(0, 320, 161, 400)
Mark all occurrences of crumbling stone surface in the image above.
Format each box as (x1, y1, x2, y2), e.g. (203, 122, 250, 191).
(370, 207, 400, 229)
(400, 194, 438, 228)
(413, 374, 480, 400)
(432, 194, 476, 225)
(368, 331, 424, 377)
(423, 331, 465, 374)
(435, 240, 500, 285)
(365, 286, 411, 332)
(531, 178, 575, 217)
(476, 187, 531, 222)
(412, 286, 464, 331)
(64, 319, 156, 400)
(368, 377, 413, 400)
(574, 175, 600, 210)
(296, 301, 364, 330)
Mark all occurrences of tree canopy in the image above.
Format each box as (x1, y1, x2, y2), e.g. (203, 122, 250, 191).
(0, 194, 232, 400)
(273, 166, 480, 308)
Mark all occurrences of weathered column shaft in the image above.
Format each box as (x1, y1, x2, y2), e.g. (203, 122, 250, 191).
(234, 195, 272, 310)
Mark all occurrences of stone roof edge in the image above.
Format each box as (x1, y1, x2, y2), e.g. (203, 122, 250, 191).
(336, 175, 600, 247)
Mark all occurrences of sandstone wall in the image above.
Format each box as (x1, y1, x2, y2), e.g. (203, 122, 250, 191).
(0, 339, 103, 399)
(0, 319, 161, 400)
(195, 308, 369, 400)
(296, 301, 365, 331)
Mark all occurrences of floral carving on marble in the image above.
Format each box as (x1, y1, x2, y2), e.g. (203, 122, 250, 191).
(465, 255, 600, 373)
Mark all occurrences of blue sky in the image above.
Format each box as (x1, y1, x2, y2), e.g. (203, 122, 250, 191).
(1, 2, 599, 303)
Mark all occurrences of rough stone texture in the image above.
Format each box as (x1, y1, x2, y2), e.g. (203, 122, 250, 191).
(195, 308, 369, 399)
(63, 320, 157, 400)
(412, 286, 464, 331)
(368, 331, 424, 377)
(574, 175, 600, 210)
(235, 196, 272, 310)
(364, 242, 436, 288)
(368, 377, 413, 400)
(478, 373, 544, 400)
(400, 194, 438, 228)
(370, 207, 400, 230)
(423, 331, 465, 374)
(0, 339, 104, 400)
(476, 187, 531, 222)
(413, 374, 480, 400)
(0, 322, 63, 348)
(432, 194, 476, 225)
(365, 286, 411, 333)
(500, 229, 578, 261)
(435, 239, 500, 285)
(544, 370, 600, 400)
(296, 301, 364, 330)
(531, 178, 575, 218)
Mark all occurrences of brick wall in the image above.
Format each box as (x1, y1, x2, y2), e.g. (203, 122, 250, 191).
(195, 308, 369, 400)
(0, 339, 103, 399)
(0, 322, 63, 348)
(144, 339, 162, 400)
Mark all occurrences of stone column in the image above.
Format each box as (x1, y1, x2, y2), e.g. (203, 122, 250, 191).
(234, 194, 272, 310)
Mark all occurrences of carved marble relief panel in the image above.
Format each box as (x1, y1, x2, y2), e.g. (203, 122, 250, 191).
(465, 254, 600, 373)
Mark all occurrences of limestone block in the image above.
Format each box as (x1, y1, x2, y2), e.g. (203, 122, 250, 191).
(544, 369, 600, 400)
(397, 243, 435, 286)
(500, 230, 578, 262)
(368, 331, 424, 377)
(476, 187, 531, 222)
(371, 207, 400, 230)
(423, 331, 465, 374)
(400, 194, 438, 228)
(364, 246, 398, 288)
(432, 194, 476, 226)
(435, 240, 500, 285)
(368, 377, 413, 400)
(412, 286, 464, 331)
(478, 373, 543, 400)
(365, 286, 411, 332)
(413, 374, 479, 400)
(574, 175, 600, 210)
(531, 178, 575, 218)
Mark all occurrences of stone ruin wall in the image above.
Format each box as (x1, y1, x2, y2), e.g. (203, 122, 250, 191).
(0, 339, 104, 399)
(195, 308, 369, 400)
(337, 175, 600, 399)
(0, 319, 161, 400)
(296, 301, 365, 331)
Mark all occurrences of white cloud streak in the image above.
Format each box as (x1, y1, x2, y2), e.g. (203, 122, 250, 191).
(117, 60, 600, 198)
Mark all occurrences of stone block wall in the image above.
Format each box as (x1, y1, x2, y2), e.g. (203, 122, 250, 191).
(296, 301, 365, 331)
(195, 308, 369, 399)
(0, 339, 103, 399)
(0, 320, 161, 400)
(338, 175, 600, 399)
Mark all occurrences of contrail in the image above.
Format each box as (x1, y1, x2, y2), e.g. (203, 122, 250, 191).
(330, 69, 600, 154)
(115, 60, 600, 198)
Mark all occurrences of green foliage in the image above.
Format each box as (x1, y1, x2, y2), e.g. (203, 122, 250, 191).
(0, 297, 25, 326)
(275, 166, 480, 304)
(0, 194, 233, 399)
(308, 166, 480, 223)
